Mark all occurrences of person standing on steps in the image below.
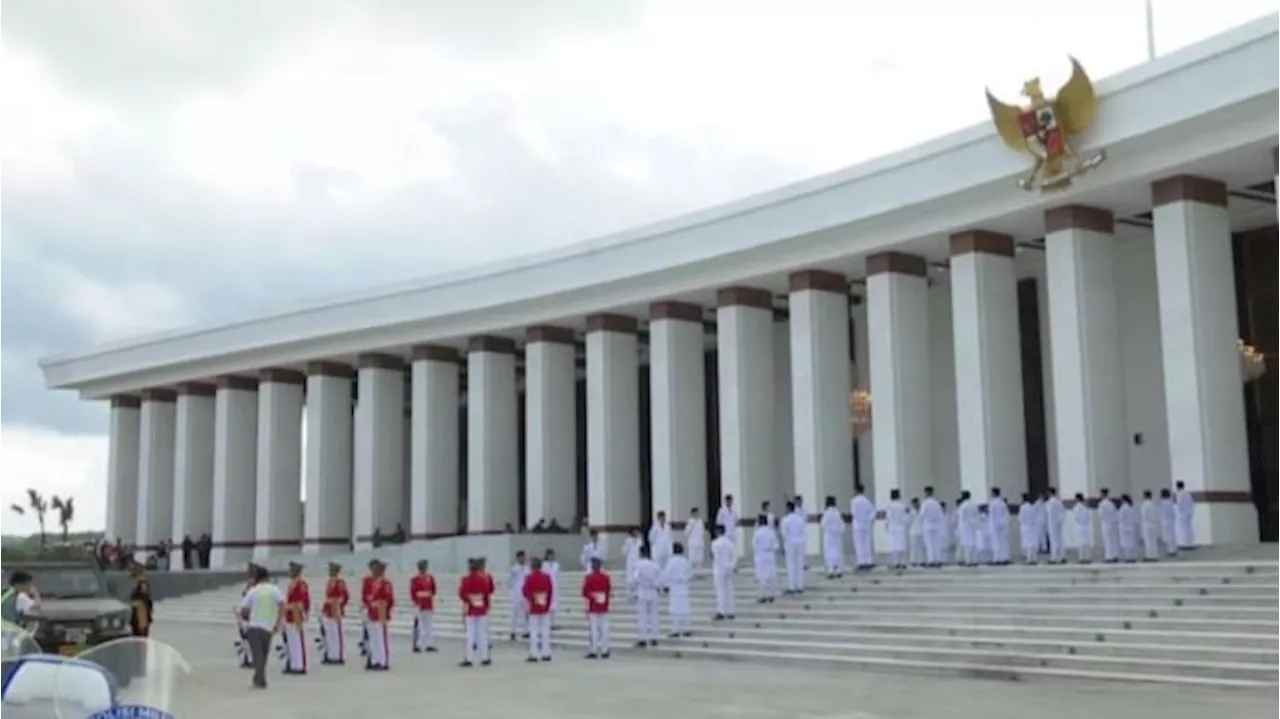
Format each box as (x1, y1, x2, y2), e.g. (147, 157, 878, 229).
(907, 498, 924, 567)
(579, 529, 604, 571)
(664, 543, 693, 636)
(507, 551, 530, 641)
(1174, 481, 1196, 550)
(621, 528, 643, 597)
(684, 508, 707, 572)
(710, 525, 737, 621)
(581, 557, 613, 659)
(920, 487, 945, 568)
(956, 491, 977, 567)
(409, 559, 438, 653)
(458, 558, 494, 668)
(1159, 488, 1179, 557)
(363, 559, 394, 671)
(649, 511, 674, 577)
(1118, 495, 1138, 562)
(779, 500, 807, 594)
(1098, 489, 1120, 563)
(281, 561, 310, 675)
(320, 562, 349, 664)
(1019, 492, 1040, 565)
(819, 496, 846, 578)
(630, 546, 662, 647)
(1073, 493, 1094, 563)
(850, 485, 877, 570)
(522, 557, 554, 663)
(751, 514, 779, 603)
(885, 489, 909, 570)
(542, 549, 562, 629)
(1045, 487, 1066, 564)
(987, 487, 1010, 566)
(1140, 490, 1161, 562)
(716, 495, 739, 551)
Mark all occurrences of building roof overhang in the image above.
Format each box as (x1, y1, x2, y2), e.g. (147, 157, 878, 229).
(39, 14, 1280, 399)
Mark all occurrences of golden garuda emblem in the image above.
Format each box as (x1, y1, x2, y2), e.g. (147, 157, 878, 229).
(986, 57, 1106, 192)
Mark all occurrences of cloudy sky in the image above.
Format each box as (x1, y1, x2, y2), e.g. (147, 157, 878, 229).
(2, 0, 1273, 536)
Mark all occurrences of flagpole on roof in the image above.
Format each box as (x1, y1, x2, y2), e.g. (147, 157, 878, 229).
(1144, 0, 1157, 60)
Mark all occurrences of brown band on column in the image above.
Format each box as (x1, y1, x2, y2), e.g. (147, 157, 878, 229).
(585, 313, 639, 334)
(411, 345, 461, 362)
(1044, 205, 1114, 234)
(865, 252, 927, 277)
(1191, 490, 1253, 503)
(468, 335, 517, 354)
(216, 375, 259, 392)
(140, 388, 177, 403)
(788, 269, 848, 293)
(716, 286, 773, 309)
(1151, 175, 1228, 208)
(949, 230, 1015, 257)
(356, 353, 405, 371)
(109, 395, 141, 409)
(177, 382, 216, 397)
(526, 325, 577, 345)
(306, 361, 355, 379)
(650, 301, 703, 322)
(259, 368, 306, 385)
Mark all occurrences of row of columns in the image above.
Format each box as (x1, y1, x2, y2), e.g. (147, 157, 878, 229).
(101, 173, 1258, 563)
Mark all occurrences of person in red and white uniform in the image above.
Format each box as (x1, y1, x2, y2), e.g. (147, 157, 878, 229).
(458, 558, 495, 668)
(580, 557, 612, 659)
(363, 559, 394, 671)
(522, 557, 554, 662)
(282, 561, 311, 674)
(320, 562, 349, 664)
(409, 559, 438, 653)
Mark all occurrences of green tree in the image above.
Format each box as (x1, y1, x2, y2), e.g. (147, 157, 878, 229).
(50, 495, 76, 542)
(17, 489, 49, 547)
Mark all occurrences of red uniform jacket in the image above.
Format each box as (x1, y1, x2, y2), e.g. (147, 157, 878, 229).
(458, 573, 493, 617)
(285, 579, 311, 625)
(522, 570, 553, 616)
(360, 575, 375, 612)
(323, 577, 349, 619)
(581, 570, 612, 614)
(365, 577, 394, 623)
(409, 573, 437, 612)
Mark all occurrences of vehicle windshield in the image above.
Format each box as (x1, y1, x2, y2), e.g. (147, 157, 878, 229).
(15, 569, 102, 599)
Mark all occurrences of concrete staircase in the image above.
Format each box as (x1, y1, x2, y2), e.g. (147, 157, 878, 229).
(156, 557, 1278, 688)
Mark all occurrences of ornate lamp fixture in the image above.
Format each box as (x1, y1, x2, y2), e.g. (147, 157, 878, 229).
(1240, 339, 1266, 383)
(850, 389, 872, 435)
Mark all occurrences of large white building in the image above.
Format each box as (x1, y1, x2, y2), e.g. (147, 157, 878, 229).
(41, 17, 1278, 567)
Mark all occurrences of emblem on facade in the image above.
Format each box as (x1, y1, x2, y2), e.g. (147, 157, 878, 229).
(986, 57, 1106, 192)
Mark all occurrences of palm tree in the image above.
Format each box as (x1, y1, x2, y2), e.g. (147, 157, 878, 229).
(24, 489, 49, 547)
(50, 495, 76, 542)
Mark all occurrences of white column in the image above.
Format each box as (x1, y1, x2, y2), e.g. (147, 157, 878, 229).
(105, 397, 142, 544)
(467, 337, 520, 532)
(852, 297, 874, 495)
(171, 383, 215, 567)
(1151, 176, 1255, 544)
(253, 369, 304, 559)
(929, 278, 961, 499)
(210, 376, 259, 568)
(410, 346, 461, 539)
(586, 314, 641, 554)
(716, 288, 776, 549)
(649, 302, 708, 521)
(773, 315, 795, 501)
(867, 253, 932, 504)
(950, 231, 1028, 501)
(303, 363, 354, 554)
(353, 354, 406, 549)
(523, 328, 578, 528)
(1044, 205, 1126, 501)
(789, 270, 853, 546)
(1115, 232, 1170, 495)
(135, 390, 176, 557)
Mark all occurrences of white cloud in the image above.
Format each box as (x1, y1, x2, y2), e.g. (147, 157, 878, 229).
(48, 265, 192, 344)
(0, 425, 107, 536)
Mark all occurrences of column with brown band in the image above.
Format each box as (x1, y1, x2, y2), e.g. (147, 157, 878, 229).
(254, 369, 305, 558)
(135, 389, 177, 558)
(353, 354, 406, 548)
(1151, 175, 1256, 543)
(409, 347, 461, 539)
(586, 314, 642, 553)
(105, 395, 142, 544)
(648, 302, 708, 525)
(303, 362, 354, 553)
(524, 327, 578, 530)
(211, 375, 259, 568)
(172, 382, 215, 567)
(467, 336, 521, 532)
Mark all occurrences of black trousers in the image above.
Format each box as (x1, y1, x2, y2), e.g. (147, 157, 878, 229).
(245, 627, 273, 687)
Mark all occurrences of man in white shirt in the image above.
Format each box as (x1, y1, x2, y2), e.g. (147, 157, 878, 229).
(1044, 487, 1066, 564)
(715, 495, 739, 549)
(1159, 488, 1179, 557)
(920, 487, 946, 568)
(850, 484, 877, 570)
(710, 527, 737, 620)
(779, 500, 807, 594)
(819, 496, 846, 578)
(1174, 481, 1196, 550)
(663, 543, 694, 637)
(987, 487, 1011, 565)
(1072, 493, 1094, 563)
(507, 551, 530, 640)
(579, 529, 605, 571)
(750, 514, 779, 603)
(238, 564, 285, 690)
(648, 511, 674, 575)
(1139, 489, 1161, 562)
(683, 508, 707, 571)
(1098, 488, 1120, 563)
(885, 489, 909, 570)
(630, 548, 662, 648)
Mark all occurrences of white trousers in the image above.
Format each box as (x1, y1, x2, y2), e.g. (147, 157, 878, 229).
(753, 555, 776, 598)
(1101, 523, 1119, 561)
(1047, 523, 1064, 562)
(908, 533, 924, 565)
(635, 596, 659, 641)
(509, 596, 528, 636)
(1142, 527, 1160, 560)
(821, 533, 844, 574)
(924, 528, 943, 565)
(667, 586, 692, 634)
(413, 610, 435, 651)
(989, 526, 1010, 563)
(713, 570, 735, 616)
(783, 541, 805, 591)
(283, 623, 307, 672)
(688, 543, 705, 570)
(1162, 521, 1178, 555)
(587, 613, 610, 655)
(527, 613, 552, 658)
(320, 617, 344, 662)
(852, 526, 874, 566)
(1020, 523, 1039, 563)
(1176, 515, 1195, 548)
(464, 616, 490, 663)
(365, 622, 389, 668)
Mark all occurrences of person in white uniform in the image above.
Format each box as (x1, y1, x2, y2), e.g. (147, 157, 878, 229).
(885, 489, 909, 570)
(751, 514, 779, 603)
(1044, 487, 1066, 564)
(819, 496, 846, 578)
(956, 491, 977, 566)
(716, 495, 739, 550)
(1018, 492, 1040, 564)
(1159, 488, 1179, 557)
(710, 526, 737, 620)
(1072, 492, 1094, 563)
(920, 487, 945, 568)
(849, 485, 877, 570)
(542, 548, 562, 628)
(579, 529, 605, 571)
(507, 551, 530, 640)
(1174, 481, 1196, 550)
(762, 500, 778, 529)
(1117, 495, 1138, 562)
(987, 487, 1010, 565)
(779, 500, 807, 594)
(648, 511, 674, 574)
(1097, 488, 1120, 563)
(1139, 489, 1161, 562)
(792, 495, 811, 571)
(630, 547, 662, 647)
(907, 498, 925, 567)
(683, 508, 707, 571)
(620, 528, 643, 597)
(663, 543, 694, 637)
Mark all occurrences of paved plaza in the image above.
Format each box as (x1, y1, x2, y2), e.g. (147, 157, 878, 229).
(154, 624, 1275, 719)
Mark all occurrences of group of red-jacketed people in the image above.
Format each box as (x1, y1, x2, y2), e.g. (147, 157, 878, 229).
(235, 553, 614, 683)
